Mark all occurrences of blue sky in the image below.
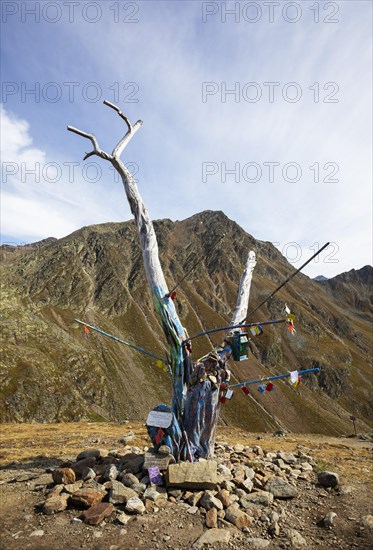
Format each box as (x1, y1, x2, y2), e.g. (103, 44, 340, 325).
(1, 0, 372, 278)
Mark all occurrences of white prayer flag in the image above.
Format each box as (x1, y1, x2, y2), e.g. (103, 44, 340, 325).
(290, 370, 299, 384)
(225, 389, 234, 399)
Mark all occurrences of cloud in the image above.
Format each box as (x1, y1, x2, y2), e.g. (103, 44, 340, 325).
(1, 2, 372, 277)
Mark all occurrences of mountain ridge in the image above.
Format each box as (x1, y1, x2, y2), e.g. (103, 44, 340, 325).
(0, 211, 372, 433)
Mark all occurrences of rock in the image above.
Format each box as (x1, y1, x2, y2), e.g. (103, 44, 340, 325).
(186, 490, 204, 506)
(216, 489, 233, 508)
(120, 472, 139, 487)
(70, 517, 83, 525)
(187, 506, 199, 514)
(234, 444, 245, 452)
(103, 464, 119, 481)
(322, 512, 337, 528)
(360, 515, 373, 529)
(125, 497, 145, 514)
(119, 453, 144, 474)
(168, 488, 182, 499)
(108, 480, 137, 504)
(286, 528, 307, 547)
(82, 467, 96, 481)
(42, 493, 69, 515)
(47, 484, 64, 497)
(166, 461, 217, 490)
(268, 521, 280, 536)
(265, 477, 298, 499)
(52, 467, 76, 485)
(143, 451, 174, 471)
(206, 507, 218, 528)
(72, 457, 96, 476)
(131, 482, 147, 495)
(245, 467, 256, 480)
(240, 478, 254, 492)
(70, 487, 106, 508)
(225, 505, 254, 528)
(158, 445, 171, 455)
(217, 464, 233, 480)
(240, 490, 274, 507)
(300, 462, 313, 471)
(76, 449, 108, 461)
(245, 539, 270, 548)
(143, 487, 161, 501)
(318, 471, 339, 488)
(337, 484, 354, 495)
(200, 490, 223, 511)
(30, 530, 44, 537)
(82, 502, 114, 526)
(117, 512, 133, 525)
(277, 452, 297, 464)
(193, 528, 230, 548)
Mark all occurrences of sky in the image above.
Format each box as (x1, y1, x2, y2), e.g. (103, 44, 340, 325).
(1, 0, 372, 278)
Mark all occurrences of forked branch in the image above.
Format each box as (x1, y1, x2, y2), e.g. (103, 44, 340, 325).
(67, 100, 143, 162)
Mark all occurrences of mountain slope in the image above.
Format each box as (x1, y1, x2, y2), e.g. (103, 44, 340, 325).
(0, 211, 372, 433)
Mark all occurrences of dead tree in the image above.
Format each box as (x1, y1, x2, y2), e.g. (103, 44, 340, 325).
(68, 102, 256, 459)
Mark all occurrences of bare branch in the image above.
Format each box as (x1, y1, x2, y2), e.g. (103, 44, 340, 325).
(102, 100, 143, 158)
(113, 119, 143, 158)
(67, 125, 112, 161)
(103, 100, 131, 131)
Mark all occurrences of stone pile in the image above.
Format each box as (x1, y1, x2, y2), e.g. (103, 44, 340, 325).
(37, 439, 341, 546)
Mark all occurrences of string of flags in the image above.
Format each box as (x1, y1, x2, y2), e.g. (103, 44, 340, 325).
(219, 367, 320, 404)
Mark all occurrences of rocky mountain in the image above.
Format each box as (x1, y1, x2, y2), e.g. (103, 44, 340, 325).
(0, 211, 372, 434)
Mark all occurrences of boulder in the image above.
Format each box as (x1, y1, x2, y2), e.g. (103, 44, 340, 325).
(245, 539, 270, 548)
(318, 471, 339, 488)
(206, 507, 218, 528)
(42, 494, 70, 515)
(76, 449, 108, 461)
(193, 528, 230, 548)
(120, 472, 139, 487)
(52, 468, 76, 485)
(216, 489, 233, 508)
(166, 461, 217, 490)
(72, 457, 96, 477)
(70, 487, 106, 508)
(225, 505, 254, 528)
(119, 453, 144, 474)
(265, 477, 297, 499)
(240, 490, 274, 507)
(200, 490, 223, 511)
(82, 502, 114, 526)
(125, 497, 145, 514)
(108, 480, 137, 504)
(286, 528, 307, 547)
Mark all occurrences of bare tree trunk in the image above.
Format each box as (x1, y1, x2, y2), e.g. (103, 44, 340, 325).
(68, 102, 257, 459)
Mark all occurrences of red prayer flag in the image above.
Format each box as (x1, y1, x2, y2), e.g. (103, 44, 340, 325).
(155, 428, 164, 445)
(84, 326, 90, 335)
(241, 386, 250, 395)
(220, 395, 227, 404)
(266, 382, 274, 392)
(170, 291, 177, 301)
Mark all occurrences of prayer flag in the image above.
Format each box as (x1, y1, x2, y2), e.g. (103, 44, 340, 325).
(148, 466, 163, 486)
(284, 304, 291, 314)
(266, 382, 274, 392)
(220, 395, 227, 404)
(170, 291, 177, 301)
(225, 389, 234, 400)
(257, 384, 266, 394)
(241, 386, 250, 396)
(154, 428, 164, 445)
(84, 326, 90, 334)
